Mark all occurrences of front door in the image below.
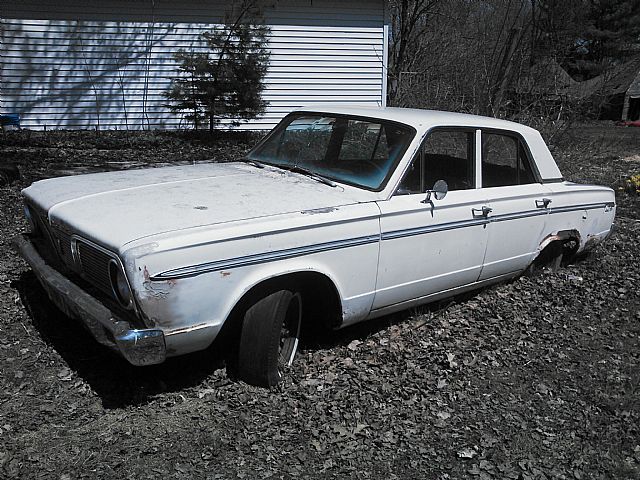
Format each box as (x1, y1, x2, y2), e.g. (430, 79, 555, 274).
(373, 128, 490, 310)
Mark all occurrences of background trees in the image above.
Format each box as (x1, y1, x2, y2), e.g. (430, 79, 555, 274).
(388, 0, 640, 120)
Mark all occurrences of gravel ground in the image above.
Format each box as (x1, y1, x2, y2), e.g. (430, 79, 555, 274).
(0, 124, 638, 479)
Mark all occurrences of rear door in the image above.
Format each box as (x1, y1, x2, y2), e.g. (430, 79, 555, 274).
(478, 130, 552, 280)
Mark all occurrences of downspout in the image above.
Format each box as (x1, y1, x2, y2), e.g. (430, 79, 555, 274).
(382, 0, 389, 107)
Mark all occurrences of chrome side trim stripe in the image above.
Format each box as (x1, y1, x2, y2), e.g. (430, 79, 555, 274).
(381, 218, 488, 240)
(153, 202, 613, 280)
(549, 202, 613, 214)
(151, 234, 380, 280)
(490, 209, 548, 222)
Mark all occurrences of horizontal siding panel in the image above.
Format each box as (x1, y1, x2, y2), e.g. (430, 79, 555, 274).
(1, 60, 385, 69)
(1, 66, 384, 75)
(0, 37, 383, 48)
(20, 102, 380, 116)
(2, 4, 384, 18)
(1, 72, 383, 81)
(3, 15, 381, 28)
(14, 94, 382, 107)
(2, 22, 384, 37)
(1, 52, 383, 61)
(2, 79, 383, 87)
(4, 84, 383, 93)
(1, 0, 386, 130)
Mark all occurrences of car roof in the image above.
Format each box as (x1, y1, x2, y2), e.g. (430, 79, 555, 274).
(292, 104, 563, 182)
(294, 104, 538, 135)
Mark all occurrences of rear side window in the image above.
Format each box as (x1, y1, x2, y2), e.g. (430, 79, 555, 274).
(481, 133, 536, 187)
(398, 129, 475, 194)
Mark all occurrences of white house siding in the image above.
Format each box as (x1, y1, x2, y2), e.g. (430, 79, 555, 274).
(0, 0, 387, 130)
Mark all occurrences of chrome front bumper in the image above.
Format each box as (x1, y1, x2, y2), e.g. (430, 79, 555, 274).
(12, 234, 166, 366)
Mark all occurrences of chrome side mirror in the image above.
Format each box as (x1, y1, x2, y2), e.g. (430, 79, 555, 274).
(422, 180, 448, 204)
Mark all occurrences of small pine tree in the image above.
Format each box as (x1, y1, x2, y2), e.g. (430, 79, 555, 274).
(165, 2, 270, 130)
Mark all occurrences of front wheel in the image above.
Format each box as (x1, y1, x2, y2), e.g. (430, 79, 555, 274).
(236, 289, 302, 387)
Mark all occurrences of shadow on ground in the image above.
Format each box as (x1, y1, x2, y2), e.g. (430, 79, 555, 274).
(14, 269, 485, 409)
(13, 271, 228, 409)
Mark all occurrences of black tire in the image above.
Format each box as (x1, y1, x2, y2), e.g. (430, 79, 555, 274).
(236, 289, 302, 387)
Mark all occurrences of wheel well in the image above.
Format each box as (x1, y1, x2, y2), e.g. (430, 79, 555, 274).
(247, 272, 342, 327)
(532, 230, 581, 269)
(216, 272, 342, 354)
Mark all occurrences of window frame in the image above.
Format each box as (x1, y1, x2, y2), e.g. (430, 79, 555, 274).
(247, 111, 417, 192)
(394, 126, 477, 195)
(479, 128, 543, 187)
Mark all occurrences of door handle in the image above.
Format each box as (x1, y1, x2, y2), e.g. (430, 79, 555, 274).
(472, 206, 492, 217)
(535, 198, 552, 208)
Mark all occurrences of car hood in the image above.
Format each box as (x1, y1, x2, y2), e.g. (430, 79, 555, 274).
(23, 162, 372, 250)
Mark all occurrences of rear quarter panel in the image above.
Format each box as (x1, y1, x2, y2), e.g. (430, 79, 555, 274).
(544, 182, 616, 252)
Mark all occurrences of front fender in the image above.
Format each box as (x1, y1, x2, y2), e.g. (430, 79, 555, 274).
(122, 243, 379, 357)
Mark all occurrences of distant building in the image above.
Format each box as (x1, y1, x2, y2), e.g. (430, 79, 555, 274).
(622, 69, 640, 121)
(0, 0, 388, 130)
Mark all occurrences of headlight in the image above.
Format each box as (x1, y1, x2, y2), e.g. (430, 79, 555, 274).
(109, 260, 133, 308)
(23, 205, 38, 233)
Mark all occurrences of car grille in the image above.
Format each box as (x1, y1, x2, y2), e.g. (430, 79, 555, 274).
(29, 204, 116, 299)
(76, 241, 114, 296)
(52, 229, 74, 266)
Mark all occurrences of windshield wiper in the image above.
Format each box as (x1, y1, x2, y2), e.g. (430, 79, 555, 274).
(241, 158, 266, 169)
(272, 164, 337, 187)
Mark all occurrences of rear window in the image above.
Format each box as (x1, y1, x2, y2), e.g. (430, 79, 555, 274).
(482, 133, 536, 187)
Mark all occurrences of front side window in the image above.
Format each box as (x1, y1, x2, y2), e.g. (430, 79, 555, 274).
(481, 133, 536, 187)
(247, 113, 415, 191)
(398, 129, 475, 194)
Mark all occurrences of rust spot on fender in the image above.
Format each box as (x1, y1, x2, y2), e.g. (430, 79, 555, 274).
(143, 266, 150, 282)
(220, 271, 232, 277)
(583, 234, 603, 252)
(301, 207, 338, 215)
(537, 230, 581, 253)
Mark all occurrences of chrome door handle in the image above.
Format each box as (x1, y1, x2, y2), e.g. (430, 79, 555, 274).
(472, 206, 492, 217)
(536, 198, 552, 208)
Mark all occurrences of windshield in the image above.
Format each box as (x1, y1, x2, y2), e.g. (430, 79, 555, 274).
(247, 113, 416, 190)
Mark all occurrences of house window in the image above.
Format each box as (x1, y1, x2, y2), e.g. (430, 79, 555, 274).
(481, 132, 536, 187)
(398, 129, 475, 194)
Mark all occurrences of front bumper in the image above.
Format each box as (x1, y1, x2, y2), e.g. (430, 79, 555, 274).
(12, 234, 166, 366)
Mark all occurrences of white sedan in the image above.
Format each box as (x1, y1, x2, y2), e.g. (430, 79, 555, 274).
(14, 106, 616, 386)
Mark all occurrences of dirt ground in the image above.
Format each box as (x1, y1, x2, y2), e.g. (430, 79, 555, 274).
(0, 123, 638, 479)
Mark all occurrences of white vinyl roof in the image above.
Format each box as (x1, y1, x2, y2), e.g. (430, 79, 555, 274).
(296, 104, 535, 134)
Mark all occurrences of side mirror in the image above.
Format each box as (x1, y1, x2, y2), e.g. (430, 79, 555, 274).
(422, 180, 448, 204)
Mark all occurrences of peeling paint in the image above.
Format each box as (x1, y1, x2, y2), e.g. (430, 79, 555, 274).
(583, 233, 604, 252)
(124, 242, 159, 258)
(301, 207, 338, 215)
(142, 281, 171, 298)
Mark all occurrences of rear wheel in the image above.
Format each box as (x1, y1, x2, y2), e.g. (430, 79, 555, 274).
(236, 289, 302, 387)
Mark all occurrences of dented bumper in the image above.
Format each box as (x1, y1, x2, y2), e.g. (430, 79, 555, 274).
(12, 234, 166, 366)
